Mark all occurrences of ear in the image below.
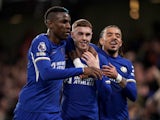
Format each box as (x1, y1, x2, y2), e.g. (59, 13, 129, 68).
(71, 31, 74, 37)
(99, 38, 104, 45)
(119, 40, 123, 47)
(71, 32, 75, 41)
(45, 20, 52, 28)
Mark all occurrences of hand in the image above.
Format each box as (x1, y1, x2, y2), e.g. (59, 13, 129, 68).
(81, 51, 100, 69)
(102, 63, 118, 79)
(83, 67, 102, 79)
(88, 46, 97, 57)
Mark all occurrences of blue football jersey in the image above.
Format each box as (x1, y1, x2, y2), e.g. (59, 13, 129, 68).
(91, 43, 137, 120)
(61, 52, 112, 120)
(14, 33, 83, 113)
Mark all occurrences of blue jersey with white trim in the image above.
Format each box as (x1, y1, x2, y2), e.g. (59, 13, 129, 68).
(91, 43, 137, 120)
(15, 33, 83, 113)
(61, 52, 112, 120)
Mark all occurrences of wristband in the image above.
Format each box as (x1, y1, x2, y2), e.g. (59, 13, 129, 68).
(116, 73, 122, 83)
(73, 58, 85, 68)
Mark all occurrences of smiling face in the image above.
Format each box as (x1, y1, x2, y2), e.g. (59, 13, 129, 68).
(71, 26, 92, 52)
(100, 26, 122, 57)
(71, 19, 93, 52)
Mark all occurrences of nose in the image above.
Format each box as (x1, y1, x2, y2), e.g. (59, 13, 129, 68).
(112, 34, 116, 38)
(82, 34, 87, 40)
(66, 22, 71, 29)
(112, 34, 117, 40)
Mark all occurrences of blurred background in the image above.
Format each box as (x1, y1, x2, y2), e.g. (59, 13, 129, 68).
(0, 0, 160, 120)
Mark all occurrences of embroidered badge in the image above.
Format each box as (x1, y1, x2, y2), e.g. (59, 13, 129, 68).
(38, 42, 46, 52)
(120, 66, 127, 73)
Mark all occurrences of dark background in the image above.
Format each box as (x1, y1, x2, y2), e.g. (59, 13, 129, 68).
(0, 0, 160, 120)
(0, 0, 160, 63)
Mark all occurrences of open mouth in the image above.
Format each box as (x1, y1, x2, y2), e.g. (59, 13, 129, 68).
(80, 41, 89, 46)
(66, 31, 70, 34)
(110, 41, 117, 45)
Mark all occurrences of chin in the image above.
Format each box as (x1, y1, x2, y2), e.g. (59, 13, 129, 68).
(108, 49, 116, 54)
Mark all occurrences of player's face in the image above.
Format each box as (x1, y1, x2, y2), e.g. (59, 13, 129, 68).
(100, 27, 122, 54)
(50, 12, 71, 40)
(71, 27, 92, 52)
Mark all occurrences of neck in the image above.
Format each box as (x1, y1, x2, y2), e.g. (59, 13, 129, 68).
(107, 51, 119, 57)
(47, 29, 60, 44)
(103, 48, 118, 57)
(75, 48, 87, 57)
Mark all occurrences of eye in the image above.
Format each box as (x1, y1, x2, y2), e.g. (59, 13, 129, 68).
(78, 32, 83, 35)
(115, 33, 121, 38)
(107, 33, 112, 37)
(86, 33, 91, 37)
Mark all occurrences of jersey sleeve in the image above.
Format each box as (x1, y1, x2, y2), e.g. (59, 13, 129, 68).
(30, 35, 83, 81)
(66, 35, 75, 53)
(36, 60, 83, 80)
(123, 62, 137, 101)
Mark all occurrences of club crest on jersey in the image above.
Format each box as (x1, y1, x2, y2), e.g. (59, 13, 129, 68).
(120, 66, 127, 73)
(38, 42, 46, 52)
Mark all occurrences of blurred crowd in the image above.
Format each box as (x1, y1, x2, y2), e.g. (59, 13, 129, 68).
(0, 32, 160, 120)
(126, 37, 160, 120)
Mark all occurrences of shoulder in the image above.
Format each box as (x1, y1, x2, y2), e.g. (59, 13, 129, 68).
(98, 53, 106, 60)
(89, 43, 99, 50)
(98, 53, 109, 66)
(89, 43, 104, 54)
(116, 55, 132, 64)
(32, 33, 48, 44)
(30, 33, 50, 51)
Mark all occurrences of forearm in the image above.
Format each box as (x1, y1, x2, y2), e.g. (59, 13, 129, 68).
(36, 60, 83, 81)
(123, 81, 137, 101)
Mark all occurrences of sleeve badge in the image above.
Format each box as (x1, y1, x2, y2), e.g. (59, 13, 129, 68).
(38, 42, 46, 52)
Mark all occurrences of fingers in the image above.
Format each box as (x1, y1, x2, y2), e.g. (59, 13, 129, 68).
(81, 52, 91, 63)
(82, 51, 95, 60)
(79, 74, 89, 79)
(90, 67, 102, 79)
(108, 63, 114, 68)
(83, 67, 102, 79)
(82, 52, 100, 68)
(102, 65, 111, 71)
(102, 64, 118, 79)
(88, 46, 97, 57)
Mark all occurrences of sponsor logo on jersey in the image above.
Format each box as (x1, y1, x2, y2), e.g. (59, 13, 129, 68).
(36, 52, 46, 56)
(64, 76, 95, 86)
(51, 61, 66, 69)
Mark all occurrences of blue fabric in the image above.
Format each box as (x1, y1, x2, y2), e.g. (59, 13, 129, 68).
(13, 108, 62, 120)
(61, 49, 112, 120)
(14, 34, 83, 119)
(91, 43, 137, 120)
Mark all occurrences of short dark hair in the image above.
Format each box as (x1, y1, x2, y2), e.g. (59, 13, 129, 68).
(44, 6, 69, 22)
(99, 25, 122, 39)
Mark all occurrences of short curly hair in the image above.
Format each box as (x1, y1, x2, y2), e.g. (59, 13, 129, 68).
(44, 6, 69, 22)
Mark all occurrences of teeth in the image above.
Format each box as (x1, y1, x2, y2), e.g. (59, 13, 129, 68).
(81, 41, 88, 44)
(110, 41, 117, 45)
